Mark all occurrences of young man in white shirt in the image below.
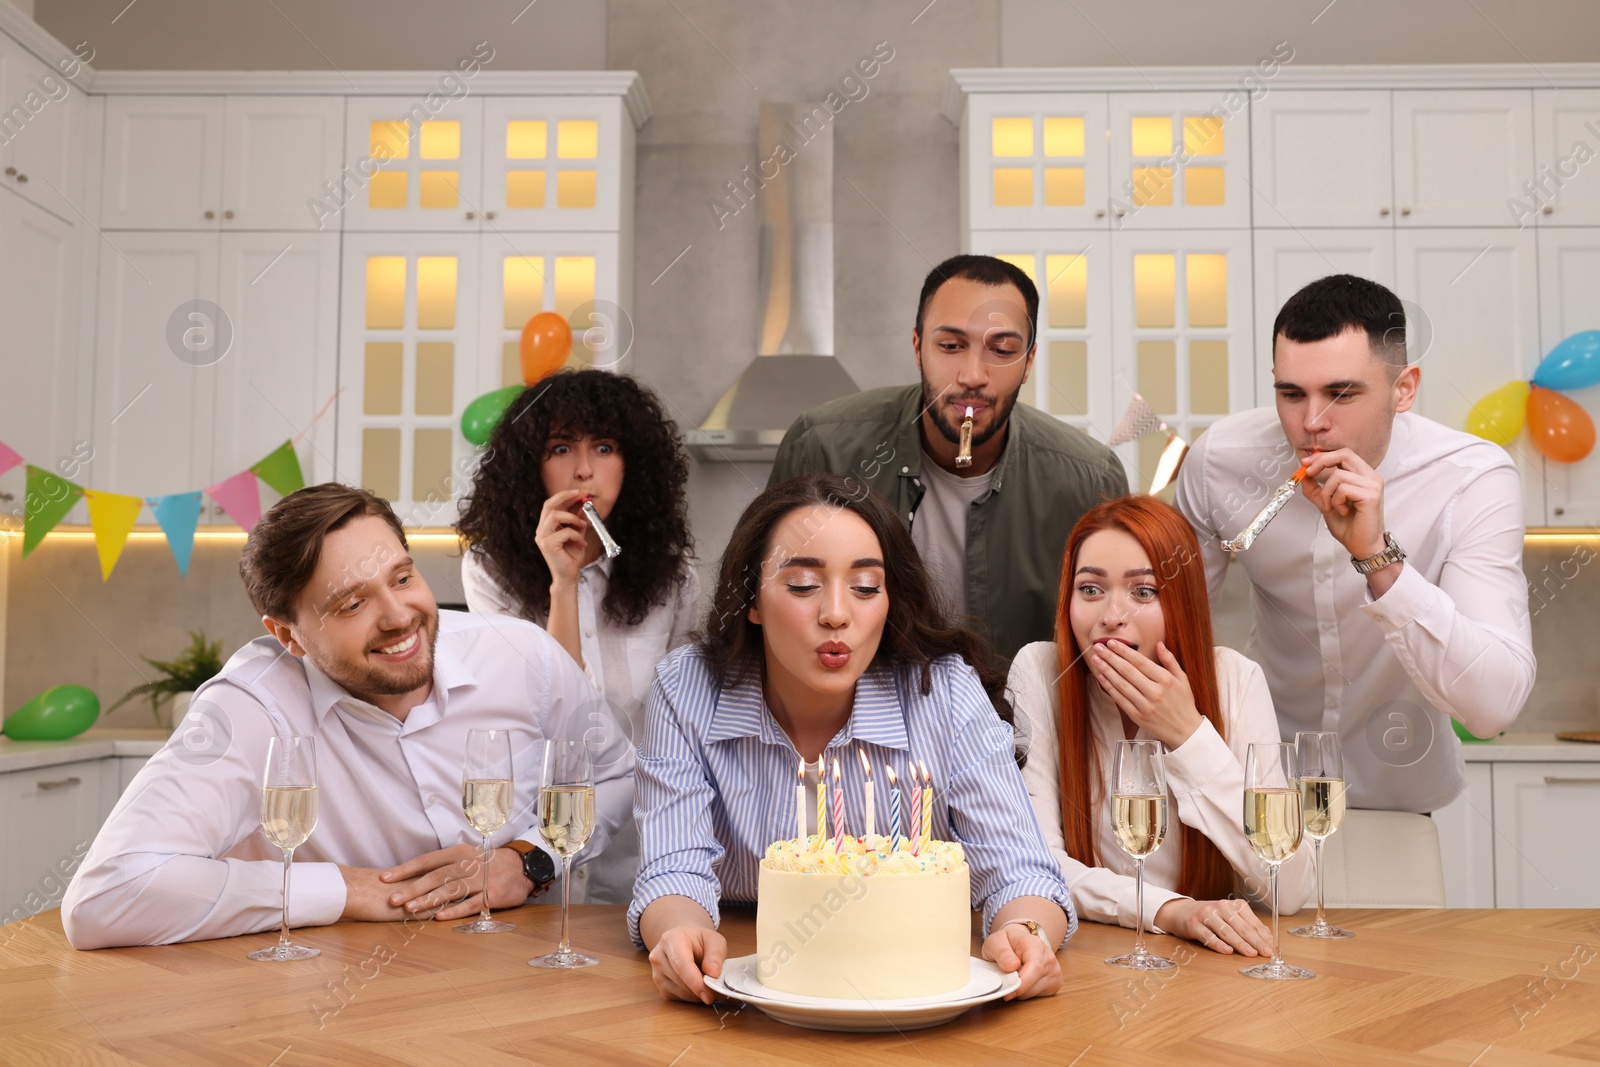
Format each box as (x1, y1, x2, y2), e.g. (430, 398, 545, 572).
(64, 484, 634, 949)
(1176, 274, 1535, 813)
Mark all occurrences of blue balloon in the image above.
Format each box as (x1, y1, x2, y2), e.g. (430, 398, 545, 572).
(1533, 331, 1600, 391)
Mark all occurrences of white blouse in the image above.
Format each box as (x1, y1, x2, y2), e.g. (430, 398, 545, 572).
(461, 547, 700, 903)
(1008, 641, 1314, 933)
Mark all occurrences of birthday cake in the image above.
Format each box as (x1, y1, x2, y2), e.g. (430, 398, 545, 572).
(754, 835, 971, 1001)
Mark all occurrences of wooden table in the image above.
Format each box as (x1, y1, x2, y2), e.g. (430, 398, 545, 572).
(2, 905, 1597, 1065)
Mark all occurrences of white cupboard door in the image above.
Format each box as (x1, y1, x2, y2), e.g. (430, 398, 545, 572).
(213, 232, 341, 500)
(1250, 90, 1394, 228)
(1251, 228, 1396, 378)
(342, 97, 484, 233)
(1536, 228, 1600, 525)
(1109, 93, 1251, 230)
(1395, 229, 1544, 524)
(1530, 90, 1600, 227)
(0, 37, 86, 224)
(1491, 762, 1600, 907)
(962, 93, 1110, 232)
(101, 96, 225, 230)
(1110, 229, 1255, 487)
(966, 232, 1115, 441)
(221, 97, 346, 231)
(0, 760, 103, 922)
(91, 232, 219, 500)
(0, 191, 82, 514)
(1393, 90, 1535, 227)
(1432, 762, 1495, 907)
(481, 97, 628, 232)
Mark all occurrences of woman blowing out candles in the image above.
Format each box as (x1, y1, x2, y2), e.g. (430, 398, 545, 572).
(456, 370, 699, 904)
(629, 474, 1075, 1003)
(1008, 496, 1312, 956)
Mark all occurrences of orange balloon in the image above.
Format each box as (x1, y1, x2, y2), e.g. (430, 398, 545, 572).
(1527, 386, 1596, 463)
(519, 311, 572, 385)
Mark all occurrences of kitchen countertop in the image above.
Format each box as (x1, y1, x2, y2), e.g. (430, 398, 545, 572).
(1457, 732, 1600, 761)
(0, 728, 171, 774)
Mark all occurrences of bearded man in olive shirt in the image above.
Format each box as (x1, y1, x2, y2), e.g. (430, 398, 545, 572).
(770, 254, 1127, 661)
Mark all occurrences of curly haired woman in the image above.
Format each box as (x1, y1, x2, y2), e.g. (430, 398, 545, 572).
(456, 369, 700, 903)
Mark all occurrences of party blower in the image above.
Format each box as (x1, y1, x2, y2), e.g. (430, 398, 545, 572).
(955, 406, 974, 468)
(580, 496, 622, 560)
(1221, 458, 1312, 553)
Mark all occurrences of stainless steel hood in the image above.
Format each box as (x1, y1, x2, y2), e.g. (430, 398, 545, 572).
(686, 102, 860, 462)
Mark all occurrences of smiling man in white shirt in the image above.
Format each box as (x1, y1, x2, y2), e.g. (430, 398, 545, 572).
(63, 483, 634, 949)
(1176, 275, 1535, 813)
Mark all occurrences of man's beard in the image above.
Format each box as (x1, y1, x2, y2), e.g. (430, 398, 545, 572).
(920, 379, 1022, 449)
(316, 611, 440, 700)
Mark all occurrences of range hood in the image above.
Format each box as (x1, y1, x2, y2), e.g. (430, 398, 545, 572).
(685, 102, 860, 462)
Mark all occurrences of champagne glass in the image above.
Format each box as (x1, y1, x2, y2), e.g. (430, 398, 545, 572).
(529, 738, 598, 969)
(248, 735, 320, 961)
(1104, 739, 1176, 971)
(1241, 742, 1314, 980)
(456, 728, 516, 934)
(1290, 731, 1353, 940)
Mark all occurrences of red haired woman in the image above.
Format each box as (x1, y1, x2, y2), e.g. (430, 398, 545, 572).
(1008, 496, 1312, 956)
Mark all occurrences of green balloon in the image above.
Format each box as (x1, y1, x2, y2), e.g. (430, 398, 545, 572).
(3, 685, 100, 740)
(461, 385, 525, 446)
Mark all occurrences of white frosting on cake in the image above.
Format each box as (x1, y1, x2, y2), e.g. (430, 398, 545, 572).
(754, 835, 971, 1000)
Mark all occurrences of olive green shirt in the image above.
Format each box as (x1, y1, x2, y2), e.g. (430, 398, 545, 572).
(769, 385, 1128, 662)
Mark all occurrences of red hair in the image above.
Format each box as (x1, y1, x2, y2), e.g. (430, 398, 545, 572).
(1053, 495, 1233, 901)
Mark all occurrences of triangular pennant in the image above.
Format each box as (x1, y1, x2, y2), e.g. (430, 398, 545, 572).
(250, 440, 305, 497)
(1108, 394, 1167, 446)
(207, 469, 263, 531)
(84, 490, 144, 580)
(22, 465, 83, 557)
(0, 439, 22, 478)
(148, 492, 204, 577)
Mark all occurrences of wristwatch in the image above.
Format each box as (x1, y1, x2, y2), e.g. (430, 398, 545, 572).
(1351, 532, 1406, 575)
(507, 839, 556, 892)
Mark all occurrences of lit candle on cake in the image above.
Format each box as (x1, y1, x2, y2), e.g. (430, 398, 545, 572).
(858, 748, 875, 842)
(886, 764, 901, 853)
(831, 758, 844, 853)
(919, 759, 933, 853)
(908, 762, 922, 856)
(814, 757, 826, 851)
(795, 758, 807, 845)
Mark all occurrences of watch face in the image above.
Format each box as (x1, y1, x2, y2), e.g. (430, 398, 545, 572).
(524, 847, 556, 884)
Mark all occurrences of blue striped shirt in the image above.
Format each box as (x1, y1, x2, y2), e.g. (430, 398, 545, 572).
(627, 643, 1076, 948)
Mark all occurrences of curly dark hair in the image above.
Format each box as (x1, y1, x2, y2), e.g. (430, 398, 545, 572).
(455, 370, 694, 627)
(702, 473, 1016, 739)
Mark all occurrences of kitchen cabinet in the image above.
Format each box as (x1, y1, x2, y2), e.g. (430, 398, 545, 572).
(0, 32, 86, 224)
(1536, 227, 1600, 525)
(1392, 90, 1535, 228)
(1395, 227, 1546, 524)
(1491, 761, 1600, 907)
(1530, 89, 1600, 227)
(101, 96, 344, 231)
(0, 759, 103, 924)
(341, 97, 487, 233)
(1432, 762, 1495, 908)
(480, 96, 632, 232)
(1108, 93, 1251, 230)
(961, 93, 1110, 231)
(1251, 227, 1396, 375)
(0, 187, 83, 521)
(1250, 90, 1394, 229)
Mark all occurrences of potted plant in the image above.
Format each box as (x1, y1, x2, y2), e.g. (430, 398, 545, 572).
(109, 631, 224, 730)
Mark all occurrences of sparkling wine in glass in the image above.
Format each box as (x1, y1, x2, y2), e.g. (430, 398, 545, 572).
(1290, 731, 1353, 940)
(456, 728, 516, 934)
(1241, 742, 1314, 980)
(529, 738, 598, 969)
(1105, 739, 1176, 971)
(248, 735, 320, 961)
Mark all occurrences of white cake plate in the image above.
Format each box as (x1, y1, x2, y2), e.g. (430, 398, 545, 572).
(703, 955, 1020, 1032)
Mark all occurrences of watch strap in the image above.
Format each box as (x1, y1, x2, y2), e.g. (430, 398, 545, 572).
(1351, 532, 1406, 575)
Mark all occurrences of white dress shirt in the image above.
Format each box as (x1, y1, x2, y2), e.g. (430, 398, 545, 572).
(62, 610, 635, 949)
(1176, 408, 1535, 813)
(1009, 641, 1312, 932)
(461, 547, 699, 903)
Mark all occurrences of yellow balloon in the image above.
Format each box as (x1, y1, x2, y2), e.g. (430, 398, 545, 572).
(1465, 380, 1530, 446)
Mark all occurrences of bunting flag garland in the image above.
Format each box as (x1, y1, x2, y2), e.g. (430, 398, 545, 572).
(250, 439, 306, 497)
(148, 492, 205, 577)
(206, 469, 263, 532)
(2, 438, 308, 578)
(84, 490, 145, 580)
(22, 466, 84, 557)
